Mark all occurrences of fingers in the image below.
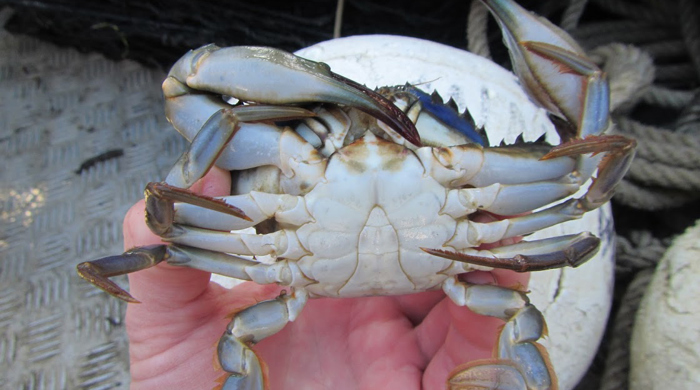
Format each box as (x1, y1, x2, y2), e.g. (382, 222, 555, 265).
(395, 291, 447, 325)
(444, 269, 529, 359)
(418, 269, 529, 389)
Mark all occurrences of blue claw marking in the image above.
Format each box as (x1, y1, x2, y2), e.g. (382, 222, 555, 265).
(408, 87, 486, 146)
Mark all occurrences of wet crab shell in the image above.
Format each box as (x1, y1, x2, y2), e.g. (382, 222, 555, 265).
(286, 35, 614, 389)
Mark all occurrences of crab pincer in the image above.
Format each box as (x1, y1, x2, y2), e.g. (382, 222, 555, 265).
(480, 0, 609, 140)
(162, 45, 421, 189)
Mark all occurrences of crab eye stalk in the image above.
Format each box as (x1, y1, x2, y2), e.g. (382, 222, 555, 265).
(327, 72, 422, 147)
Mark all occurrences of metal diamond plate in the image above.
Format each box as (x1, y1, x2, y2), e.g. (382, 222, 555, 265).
(0, 26, 185, 389)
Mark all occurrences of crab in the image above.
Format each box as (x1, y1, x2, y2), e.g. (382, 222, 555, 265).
(77, 0, 635, 389)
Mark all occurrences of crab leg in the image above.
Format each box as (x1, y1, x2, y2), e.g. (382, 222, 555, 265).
(441, 180, 580, 218)
(542, 135, 636, 209)
(146, 176, 315, 239)
(421, 0, 638, 248)
(450, 200, 592, 248)
(141, 183, 313, 258)
(173, 191, 312, 231)
(165, 226, 311, 261)
(145, 185, 314, 251)
(143, 182, 250, 236)
(165, 112, 329, 199)
(80, 247, 308, 389)
(416, 144, 578, 189)
(443, 278, 555, 390)
(76, 245, 249, 303)
(425, 232, 600, 273)
(144, 182, 316, 259)
(211, 120, 327, 181)
(164, 104, 315, 188)
(217, 289, 308, 390)
(440, 138, 634, 247)
(420, 143, 589, 223)
(77, 242, 312, 302)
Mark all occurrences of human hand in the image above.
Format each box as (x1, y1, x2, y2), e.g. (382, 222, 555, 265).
(124, 167, 529, 390)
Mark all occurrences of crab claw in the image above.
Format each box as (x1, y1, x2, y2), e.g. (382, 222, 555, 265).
(481, 0, 609, 139)
(168, 44, 421, 146)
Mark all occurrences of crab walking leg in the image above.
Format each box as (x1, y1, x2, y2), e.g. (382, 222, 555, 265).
(145, 184, 315, 238)
(217, 289, 308, 390)
(166, 227, 311, 260)
(143, 182, 252, 237)
(443, 278, 555, 390)
(445, 200, 590, 248)
(174, 191, 313, 231)
(542, 135, 636, 209)
(143, 188, 316, 263)
(420, 139, 621, 197)
(428, 134, 633, 246)
(446, 144, 634, 247)
(164, 104, 316, 188)
(212, 120, 328, 182)
(441, 181, 580, 218)
(425, 232, 600, 273)
(76, 244, 256, 303)
(443, 175, 623, 248)
(416, 145, 578, 189)
(77, 243, 312, 302)
(168, 118, 329, 197)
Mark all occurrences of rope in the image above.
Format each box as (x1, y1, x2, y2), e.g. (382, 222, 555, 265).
(627, 160, 700, 191)
(586, 43, 700, 208)
(589, 44, 655, 112)
(616, 230, 671, 274)
(633, 142, 700, 169)
(642, 85, 695, 109)
(611, 117, 700, 208)
(675, 90, 700, 133)
(599, 268, 655, 390)
(614, 116, 700, 148)
(597, 43, 700, 207)
(613, 180, 699, 210)
(580, 1, 698, 387)
(466, 0, 491, 60)
(560, 0, 588, 32)
(640, 40, 687, 60)
(333, 0, 345, 39)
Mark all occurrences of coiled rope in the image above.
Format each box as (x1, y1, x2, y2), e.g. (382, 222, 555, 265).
(467, 0, 700, 388)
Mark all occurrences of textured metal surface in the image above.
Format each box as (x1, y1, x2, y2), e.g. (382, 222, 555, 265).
(0, 26, 186, 389)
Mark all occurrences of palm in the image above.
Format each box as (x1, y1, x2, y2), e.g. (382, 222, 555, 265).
(124, 168, 527, 390)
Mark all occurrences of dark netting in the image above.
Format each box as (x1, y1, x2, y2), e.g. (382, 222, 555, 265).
(2, 0, 477, 68)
